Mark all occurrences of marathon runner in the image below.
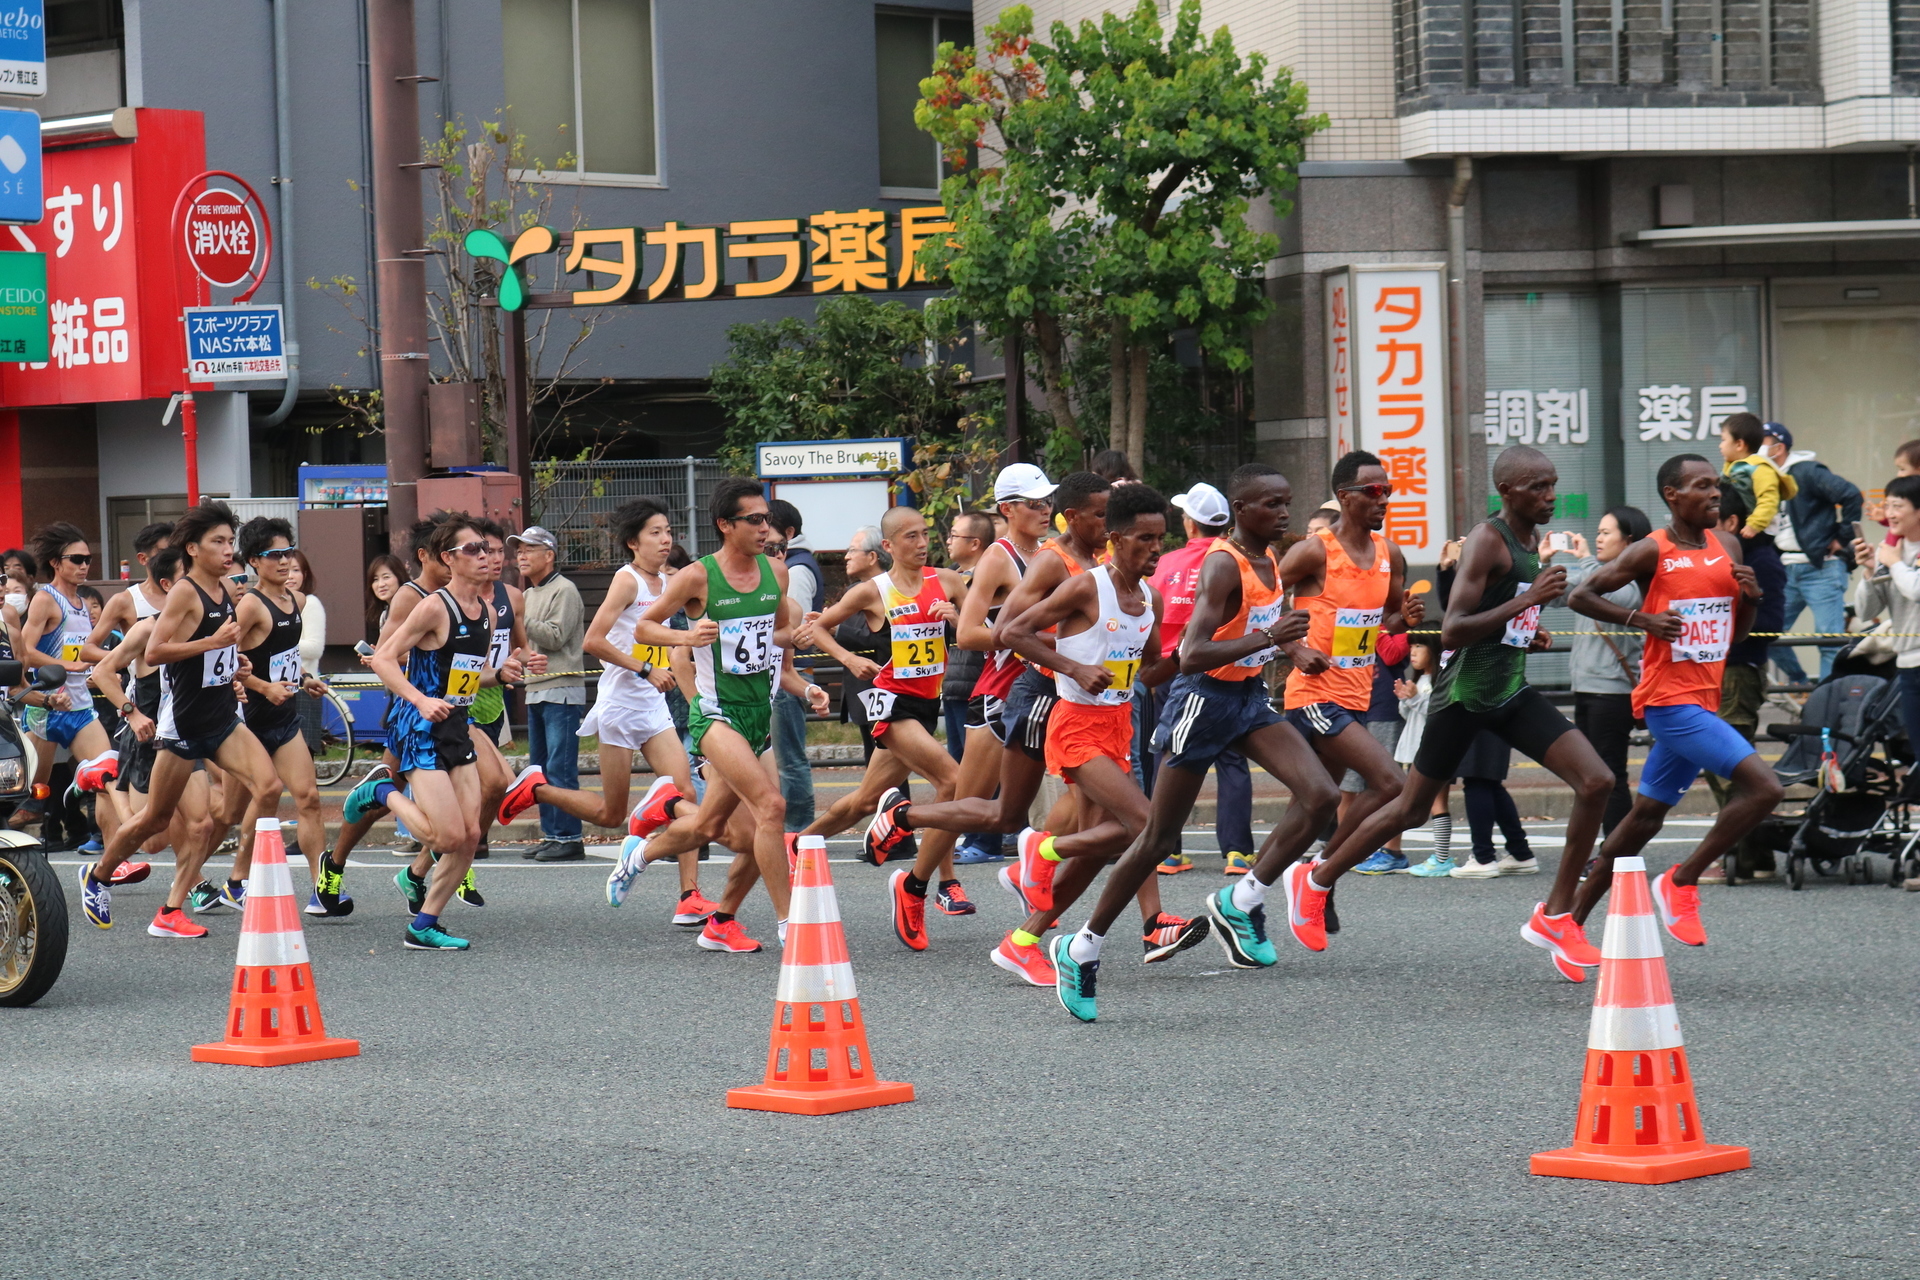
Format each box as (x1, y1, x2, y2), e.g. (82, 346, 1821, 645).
(78, 503, 283, 933)
(20, 522, 121, 836)
(796, 505, 971, 947)
(1291, 446, 1617, 967)
(344, 514, 523, 950)
(1276, 450, 1425, 858)
(1046, 465, 1328, 1018)
(228, 516, 349, 916)
(1562, 453, 1775, 958)
(466, 520, 545, 875)
(497, 497, 717, 926)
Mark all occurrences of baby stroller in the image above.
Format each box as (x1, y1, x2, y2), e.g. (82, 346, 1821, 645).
(1754, 671, 1905, 889)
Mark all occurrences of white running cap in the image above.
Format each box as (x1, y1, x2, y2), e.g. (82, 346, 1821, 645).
(994, 462, 1056, 502)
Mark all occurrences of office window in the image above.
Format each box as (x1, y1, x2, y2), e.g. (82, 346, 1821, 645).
(875, 10, 970, 195)
(503, 0, 656, 180)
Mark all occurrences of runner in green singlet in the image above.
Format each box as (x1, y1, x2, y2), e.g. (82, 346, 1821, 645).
(624, 479, 795, 946)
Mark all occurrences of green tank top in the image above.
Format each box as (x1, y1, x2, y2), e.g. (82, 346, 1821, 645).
(1430, 517, 1540, 714)
(691, 553, 782, 713)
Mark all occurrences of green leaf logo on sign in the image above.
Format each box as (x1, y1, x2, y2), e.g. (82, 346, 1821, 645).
(464, 226, 554, 312)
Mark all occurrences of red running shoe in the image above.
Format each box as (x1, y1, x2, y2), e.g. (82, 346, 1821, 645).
(989, 931, 1056, 986)
(1520, 903, 1601, 982)
(109, 860, 151, 886)
(696, 916, 762, 953)
(1280, 860, 1329, 952)
(1015, 827, 1056, 915)
(673, 890, 720, 928)
(888, 867, 928, 951)
(146, 906, 207, 939)
(1142, 913, 1211, 963)
(628, 775, 682, 839)
(784, 832, 799, 877)
(75, 751, 120, 792)
(497, 766, 547, 824)
(1652, 867, 1708, 947)
(864, 786, 916, 866)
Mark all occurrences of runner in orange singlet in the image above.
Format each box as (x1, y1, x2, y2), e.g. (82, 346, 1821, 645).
(1277, 450, 1425, 864)
(1567, 453, 1775, 951)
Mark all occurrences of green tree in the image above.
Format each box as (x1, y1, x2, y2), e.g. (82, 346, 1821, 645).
(709, 295, 999, 527)
(917, 1, 1322, 475)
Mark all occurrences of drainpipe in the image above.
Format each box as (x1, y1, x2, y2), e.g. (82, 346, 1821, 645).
(255, 0, 300, 427)
(1447, 155, 1473, 536)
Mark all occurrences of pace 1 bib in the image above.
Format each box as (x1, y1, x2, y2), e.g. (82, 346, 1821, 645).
(1236, 601, 1282, 668)
(1670, 596, 1733, 664)
(1502, 584, 1541, 649)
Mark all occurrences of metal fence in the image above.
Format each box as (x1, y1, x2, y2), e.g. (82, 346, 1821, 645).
(532, 457, 733, 566)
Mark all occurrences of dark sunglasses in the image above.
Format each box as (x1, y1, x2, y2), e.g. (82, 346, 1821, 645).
(764, 542, 788, 557)
(255, 547, 300, 562)
(451, 541, 489, 558)
(1339, 483, 1394, 501)
(60, 553, 93, 566)
(728, 512, 771, 527)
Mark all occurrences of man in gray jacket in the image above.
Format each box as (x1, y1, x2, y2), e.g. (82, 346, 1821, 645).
(511, 526, 587, 861)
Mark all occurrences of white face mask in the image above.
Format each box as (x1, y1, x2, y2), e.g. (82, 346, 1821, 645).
(4, 592, 25, 613)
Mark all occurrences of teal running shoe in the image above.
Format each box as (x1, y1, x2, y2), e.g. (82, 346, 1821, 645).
(343, 763, 394, 824)
(606, 835, 646, 907)
(395, 866, 427, 915)
(186, 880, 224, 913)
(404, 921, 470, 950)
(1204, 884, 1277, 968)
(1050, 934, 1098, 1023)
(1355, 850, 1409, 874)
(1408, 854, 1457, 878)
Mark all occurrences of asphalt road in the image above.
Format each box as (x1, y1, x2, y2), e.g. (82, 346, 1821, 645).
(7, 823, 1917, 1279)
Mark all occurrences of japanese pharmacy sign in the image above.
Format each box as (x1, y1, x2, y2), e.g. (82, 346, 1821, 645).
(1484, 388, 1592, 446)
(475, 207, 956, 311)
(184, 305, 284, 382)
(1323, 265, 1449, 553)
(0, 108, 207, 406)
(0, 247, 47, 360)
(0, 3, 43, 98)
(756, 437, 910, 479)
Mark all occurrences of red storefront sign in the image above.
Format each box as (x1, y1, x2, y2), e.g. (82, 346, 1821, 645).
(0, 109, 207, 407)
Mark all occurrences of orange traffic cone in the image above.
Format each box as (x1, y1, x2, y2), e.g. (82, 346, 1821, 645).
(727, 835, 913, 1115)
(191, 819, 360, 1067)
(1531, 855, 1749, 1183)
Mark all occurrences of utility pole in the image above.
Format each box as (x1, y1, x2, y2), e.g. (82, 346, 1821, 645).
(367, 0, 431, 545)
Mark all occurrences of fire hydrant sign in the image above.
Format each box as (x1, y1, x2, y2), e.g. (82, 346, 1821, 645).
(0, 3, 44, 98)
(182, 187, 260, 287)
(184, 304, 285, 382)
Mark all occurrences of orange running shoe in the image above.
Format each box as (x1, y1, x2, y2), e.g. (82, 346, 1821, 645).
(146, 906, 208, 939)
(75, 751, 120, 792)
(696, 916, 762, 953)
(864, 786, 916, 866)
(1653, 867, 1707, 947)
(784, 832, 799, 876)
(673, 890, 720, 928)
(989, 931, 1056, 986)
(497, 766, 547, 824)
(628, 775, 682, 838)
(1520, 902, 1601, 983)
(109, 860, 151, 886)
(1280, 860, 1329, 952)
(1015, 826, 1056, 914)
(889, 867, 928, 951)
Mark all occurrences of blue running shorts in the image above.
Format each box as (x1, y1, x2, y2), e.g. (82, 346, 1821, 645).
(1152, 673, 1280, 773)
(1638, 702, 1759, 806)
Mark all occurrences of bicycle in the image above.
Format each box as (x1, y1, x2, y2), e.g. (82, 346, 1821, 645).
(311, 684, 358, 787)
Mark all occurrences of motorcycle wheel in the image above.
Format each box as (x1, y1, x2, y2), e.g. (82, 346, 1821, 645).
(0, 835, 69, 1007)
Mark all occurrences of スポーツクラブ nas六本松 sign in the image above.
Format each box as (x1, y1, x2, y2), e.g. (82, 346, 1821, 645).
(1323, 264, 1450, 554)
(470, 207, 956, 311)
(184, 304, 284, 382)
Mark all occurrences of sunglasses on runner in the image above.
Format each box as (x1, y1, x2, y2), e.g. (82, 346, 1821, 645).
(451, 541, 489, 557)
(59, 553, 93, 566)
(1339, 483, 1394, 500)
(727, 512, 770, 527)
(254, 547, 300, 561)
(764, 541, 788, 557)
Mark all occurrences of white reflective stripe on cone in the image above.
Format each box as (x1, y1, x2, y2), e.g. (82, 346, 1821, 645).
(1588, 1002, 1685, 1052)
(787, 885, 842, 926)
(775, 962, 859, 1004)
(251, 858, 295, 899)
(1600, 912, 1664, 960)
(236, 930, 310, 968)
(1613, 855, 1647, 873)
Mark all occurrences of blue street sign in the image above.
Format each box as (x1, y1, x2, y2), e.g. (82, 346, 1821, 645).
(183, 304, 287, 383)
(0, 107, 40, 224)
(0, 3, 44, 98)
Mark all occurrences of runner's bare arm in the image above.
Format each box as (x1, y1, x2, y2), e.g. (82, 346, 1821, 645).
(378, 581, 426, 644)
(1178, 552, 1306, 674)
(1440, 523, 1564, 650)
(1275, 532, 1327, 597)
(634, 561, 714, 648)
(581, 568, 646, 674)
(146, 582, 231, 667)
(21, 589, 61, 659)
(234, 593, 288, 701)
(81, 588, 139, 662)
(989, 548, 1073, 650)
(370, 593, 454, 718)
(89, 617, 148, 713)
(1567, 536, 1680, 641)
(953, 542, 1014, 651)
(931, 568, 968, 624)
(1140, 584, 1175, 688)
(778, 638, 831, 713)
(1385, 543, 1423, 633)
(803, 580, 883, 678)
(1000, 573, 1101, 692)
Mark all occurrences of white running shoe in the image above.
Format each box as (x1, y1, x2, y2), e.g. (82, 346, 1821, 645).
(605, 835, 646, 907)
(1495, 852, 1541, 876)
(1449, 857, 1503, 879)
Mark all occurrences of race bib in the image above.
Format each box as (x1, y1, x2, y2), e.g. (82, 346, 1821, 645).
(488, 626, 512, 670)
(630, 641, 672, 668)
(1670, 596, 1733, 664)
(1502, 584, 1541, 649)
(857, 685, 897, 724)
(445, 652, 485, 706)
(1100, 657, 1140, 700)
(58, 629, 84, 664)
(1237, 602, 1282, 668)
(720, 615, 775, 675)
(268, 648, 301, 685)
(202, 644, 238, 688)
(889, 620, 946, 680)
(1331, 607, 1382, 669)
